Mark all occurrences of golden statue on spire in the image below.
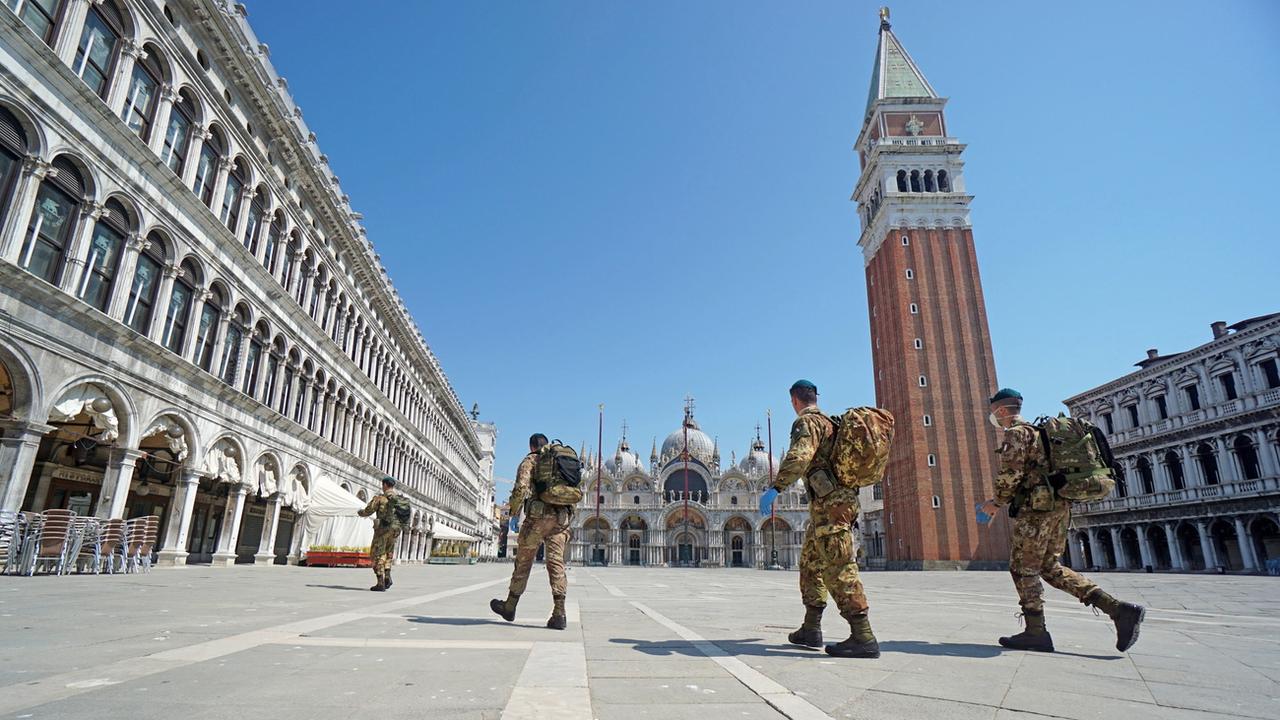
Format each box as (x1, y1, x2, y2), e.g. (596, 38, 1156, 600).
(879, 6, 891, 29)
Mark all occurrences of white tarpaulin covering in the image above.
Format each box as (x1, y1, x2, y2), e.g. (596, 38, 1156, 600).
(302, 475, 373, 551)
(433, 524, 476, 542)
(48, 385, 119, 442)
(201, 444, 242, 485)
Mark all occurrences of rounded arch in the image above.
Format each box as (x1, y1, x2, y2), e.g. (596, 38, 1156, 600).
(758, 516, 792, 534)
(139, 41, 174, 83)
(177, 255, 206, 286)
(0, 335, 44, 420)
(43, 375, 138, 448)
(46, 150, 98, 202)
(724, 515, 753, 532)
(140, 226, 175, 262)
(137, 407, 200, 461)
(0, 96, 47, 155)
(174, 85, 204, 124)
(204, 431, 248, 468)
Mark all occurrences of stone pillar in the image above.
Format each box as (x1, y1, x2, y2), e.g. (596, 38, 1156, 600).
(1254, 428, 1279, 478)
(287, 514, 308, 566)
(231, 187, 254, 248)
(1109, 527, 1128, 569)
(54, 0, 94, 66)
(254, 496, 283, 565)
(211, 486, 248, 566)
(60, 202, 105, 296)
(97, 448, 143, 519)
(1, 156, 51, 263)
(1234, 517, 1260, 571)
(157, 470, 200, 566)
(1197, 521, 1219, 569)
(1214, 436, 1238, 483)
(1136, 526, 1154, 569)
(107, 233, 147, 322)
(208, 155, 232, 214)
(148, 85, 177, 155)
(106, 39, 144, 119)
(1087, 529, 1106, 569)
(1164, 523, 1185, 571)
(0, 422, 54, 512)
(1068, 532, 1085, 569)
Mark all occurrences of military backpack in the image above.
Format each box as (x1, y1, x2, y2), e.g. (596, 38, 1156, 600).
(1033, 414, 1117, 502)
(533, 441, 583, 506)
(822, 407, 895, 490)
(381, 493, 412, 531)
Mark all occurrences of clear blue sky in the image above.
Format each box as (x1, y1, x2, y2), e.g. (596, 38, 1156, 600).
(244, 1, 1280, 499)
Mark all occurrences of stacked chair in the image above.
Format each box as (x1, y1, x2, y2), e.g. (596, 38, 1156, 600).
(0, 509, 162, 576)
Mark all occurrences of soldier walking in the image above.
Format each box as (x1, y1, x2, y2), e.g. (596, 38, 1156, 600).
(980, 388, 1145, 652)
(490, 434, 576, 630)
(357, 476, 406, 592)
(762, 380, 884, 658)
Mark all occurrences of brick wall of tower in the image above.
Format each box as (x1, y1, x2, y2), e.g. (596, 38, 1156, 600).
(866, 226, 1011, 568)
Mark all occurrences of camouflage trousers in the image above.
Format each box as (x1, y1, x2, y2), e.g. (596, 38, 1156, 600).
(799, 498, 868, 615)
(508, 508, 571, 598)
(1009, 502, 1096, 612)
(370, 529, 400, 577)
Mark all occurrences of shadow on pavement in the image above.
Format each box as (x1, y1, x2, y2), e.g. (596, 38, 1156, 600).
(408, 616, 514, 628)
(609, 637, 822, 659)
(305, 584, 369, 591)
(878, 640, 1004, 658)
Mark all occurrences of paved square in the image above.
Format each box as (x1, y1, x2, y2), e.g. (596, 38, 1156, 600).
(1, 565, 1277, 719)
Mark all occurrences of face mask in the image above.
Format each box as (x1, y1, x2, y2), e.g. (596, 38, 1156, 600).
(988, 412, 1003, 429)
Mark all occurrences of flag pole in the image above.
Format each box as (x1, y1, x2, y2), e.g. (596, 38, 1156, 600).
(767, 409, 779, 570)
(596, 403, 603, 565)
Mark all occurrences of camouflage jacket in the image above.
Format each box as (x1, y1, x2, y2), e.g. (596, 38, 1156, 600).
(358, 489, 398, 531)
(773, 407, 858, 505)
(992, 419, 1045, 507)
(506, 453, 537, 513)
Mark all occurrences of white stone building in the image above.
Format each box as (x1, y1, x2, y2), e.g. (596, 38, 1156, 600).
(1063, 314, 1280, 573)
(0, 0, 492, 565)
(471, 413, 499, 558)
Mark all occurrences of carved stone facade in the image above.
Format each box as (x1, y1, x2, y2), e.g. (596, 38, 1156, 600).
(1064, 314, 1280, 573)
(0, 1, 494, 565)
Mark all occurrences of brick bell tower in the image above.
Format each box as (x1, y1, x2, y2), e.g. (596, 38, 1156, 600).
(853, 8, 1010, 569)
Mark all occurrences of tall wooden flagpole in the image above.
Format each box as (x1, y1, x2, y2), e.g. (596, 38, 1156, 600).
(767, 409, 778, 569)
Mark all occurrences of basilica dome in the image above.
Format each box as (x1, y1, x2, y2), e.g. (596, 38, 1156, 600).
(606, 439, 645, 475)
(739, 439, 775, 478)
(660, 417, 716, 466)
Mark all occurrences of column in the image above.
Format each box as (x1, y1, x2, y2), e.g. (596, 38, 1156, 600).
(1254, 428, 1279, 478)
(1214, 436, 1238, 483)
(0, 422, 54, 512)
(211, 312, 232, 378)
(148, 85, 177, 154)
(208, 155, 232, 214)
(211, 485, 248, 566)
(105, 233, 146, 321)
(60, 201, 105, 296)
(149, 264, 181, 344)
(1087, 528, 1106, 569)
(1180, 444, 1200, 486)
(157, 469, 199, 566)
(54, 0, 94, 66)
(254, 496, 283, 565)
(1067, 532, 1085, 569)
(177, 288, 209, 362)
(1164, 523, 1185, 571)
(1, 156, 51, 263)
(1234, 517, 1260, 571)
(232, 187, 255, 247)
(1109, 527, 1128, 569)
(105, 39, 144, 117)
(1197, 521, 1219, 569)
(287, 515, 308, 565)
(1136, 525, 1154, 569)
(96, 448, 143, 519)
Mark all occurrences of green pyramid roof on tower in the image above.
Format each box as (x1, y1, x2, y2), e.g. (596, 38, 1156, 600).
(865, 10, 938, 118)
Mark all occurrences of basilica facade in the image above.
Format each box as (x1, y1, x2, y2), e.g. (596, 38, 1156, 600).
(566, 408, 878, 569)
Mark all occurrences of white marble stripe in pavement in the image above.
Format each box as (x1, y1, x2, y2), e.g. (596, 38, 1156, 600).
(0, 577, 508, 716)
(274, 636, 547, 650)
(501, 641, 591, 720)
(632, 601, 834, 720)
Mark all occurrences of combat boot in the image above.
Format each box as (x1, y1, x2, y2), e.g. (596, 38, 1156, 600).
(1084, 588, 1146, 652)
(370, 572, 386, 592)
(825, 611, 880, 658)
(547, 594, 567, 630)
(490, 592, 519, 622)
(999, 610, 1054, 652)
(788, 605, 824, 650)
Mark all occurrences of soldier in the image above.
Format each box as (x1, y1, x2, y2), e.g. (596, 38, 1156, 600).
(980, 388, 1145, 652)
(762, 380, 879, 658)
(490, 434, 572, 630)
(357, 476, 403, 592)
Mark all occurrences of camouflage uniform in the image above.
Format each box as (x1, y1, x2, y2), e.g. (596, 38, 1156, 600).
(505, 453, 571, 598)
(992, 419, 1097, 612)
(774, 407, 868, 615)
(357, 490, 402, 579)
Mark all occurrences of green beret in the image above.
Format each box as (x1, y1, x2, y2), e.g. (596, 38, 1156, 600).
(381, 476, 397, 487)
(989, 388, 1023, 404)
(790, 379, 818, 394)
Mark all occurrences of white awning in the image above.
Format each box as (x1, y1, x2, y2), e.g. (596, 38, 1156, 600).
(433, 524, 475, 542)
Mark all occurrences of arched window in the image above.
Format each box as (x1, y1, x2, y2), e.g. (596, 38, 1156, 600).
(220, 158, 246, 231)
(20, 155, 84, 286)
(192, 285, 224, 371)
(161, 259, 197, 353)
(1164, 450, 1185, 490)
(895, 169, 907, 192)
(192, 126, 223, 206)
(0, 107, 28, 230)
(219, 304, 249, 384)
(1196, 443, 1219, 485)
(124, 231, 165, 334)
(262, 210, 284, 275)
(160, 89, 197, 175)
(78, 198, 131, 312)
(1114, 465, 1127, 497)
(73, 0, 126, 99)
(937, 170, 950, 191)
(923, 170, 936, 192)
(1234, 435, 1261, 480)
(909, 170, 921, 192)
(1136, 457, 1155, 495)
(11, 0, 66, 46)
(633, 495, 640, 505)
(121, 45, 165, 140)
(242, 320, 267, 397)
(243, 187, 266, 254)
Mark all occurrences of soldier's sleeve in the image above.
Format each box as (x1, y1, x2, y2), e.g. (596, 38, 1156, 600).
(357, 494, 382, 518)
(992, 426, 1037, 507)
(774, 416, 820, 491)
(507, 455, 535, 512)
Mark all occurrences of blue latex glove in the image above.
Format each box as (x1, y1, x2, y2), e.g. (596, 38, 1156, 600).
(974, 501, 993, 526)
(509, 516, 520, 533)
(759, 488, 779, 517)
